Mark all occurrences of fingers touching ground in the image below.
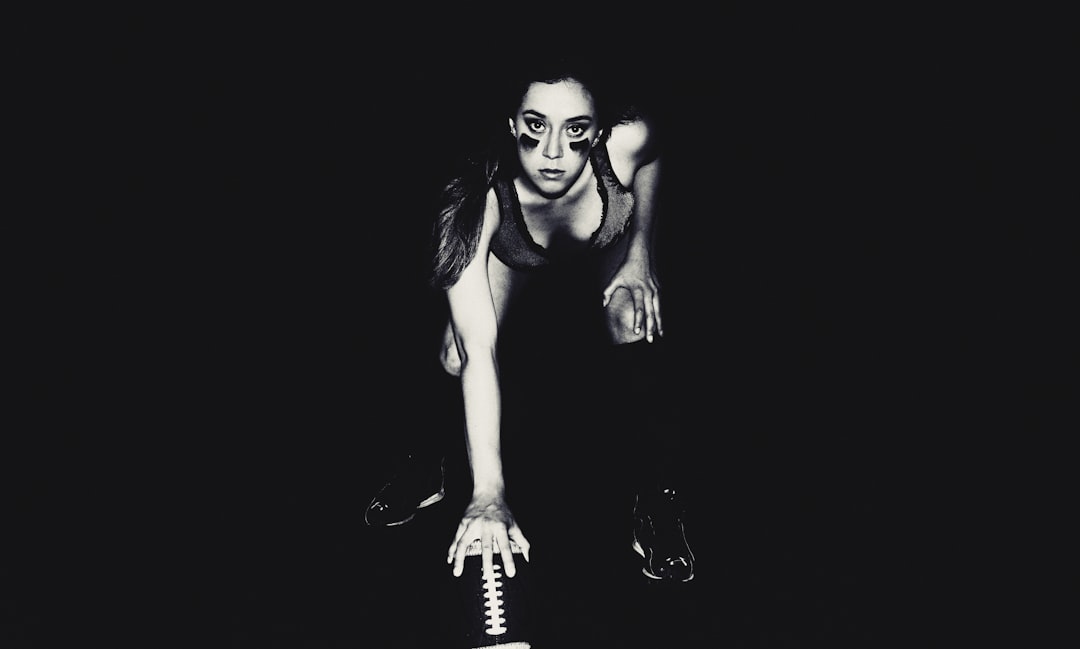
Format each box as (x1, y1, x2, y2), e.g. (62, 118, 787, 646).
(447, 517, 530, 578)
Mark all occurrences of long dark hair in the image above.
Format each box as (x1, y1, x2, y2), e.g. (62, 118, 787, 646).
(428, 150, 501, 291)
(428, 57, 641, 291)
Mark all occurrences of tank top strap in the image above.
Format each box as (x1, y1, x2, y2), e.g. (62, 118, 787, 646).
(491, 178, 549, 270)
(589, 141, 635, 250)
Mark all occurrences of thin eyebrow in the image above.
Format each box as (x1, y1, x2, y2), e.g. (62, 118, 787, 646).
(522, 109, 594, 124)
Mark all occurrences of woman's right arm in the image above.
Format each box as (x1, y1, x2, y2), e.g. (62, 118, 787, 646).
(444, 189, 530, 580)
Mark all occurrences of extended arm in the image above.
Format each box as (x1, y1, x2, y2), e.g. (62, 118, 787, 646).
(444, 191, 530, 579)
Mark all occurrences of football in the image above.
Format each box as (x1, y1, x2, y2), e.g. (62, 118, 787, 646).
(454, 539, 533, 648)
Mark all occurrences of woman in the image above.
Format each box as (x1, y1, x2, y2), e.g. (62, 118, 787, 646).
(368, 58, 695, 583)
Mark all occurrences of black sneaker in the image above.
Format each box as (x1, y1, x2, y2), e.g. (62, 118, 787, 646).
(363, 454, 445, 527)
(632, 487, 695, 582)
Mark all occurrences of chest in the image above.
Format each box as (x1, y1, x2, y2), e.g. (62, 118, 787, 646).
(518, 183, 604, 251)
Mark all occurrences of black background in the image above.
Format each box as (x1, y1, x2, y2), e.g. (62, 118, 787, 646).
(10, 6, 1074, 648)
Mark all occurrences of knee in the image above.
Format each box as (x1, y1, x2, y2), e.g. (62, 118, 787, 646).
(439, 339, 462, 377)
(604, 288, 646, 345)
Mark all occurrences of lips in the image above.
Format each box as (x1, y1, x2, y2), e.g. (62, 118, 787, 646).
(539, 169, 565, 180)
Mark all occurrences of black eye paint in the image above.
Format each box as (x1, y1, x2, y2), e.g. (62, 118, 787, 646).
(568, 139, 591, 153)
(518, 133, 539, 150)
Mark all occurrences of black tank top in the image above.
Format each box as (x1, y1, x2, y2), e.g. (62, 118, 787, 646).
(490, 142, 635, 270)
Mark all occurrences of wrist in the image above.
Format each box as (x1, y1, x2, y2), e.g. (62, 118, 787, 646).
(624, 246, 651, 266)
(626, 234, 650, 254)
(471, 481, 506, 501)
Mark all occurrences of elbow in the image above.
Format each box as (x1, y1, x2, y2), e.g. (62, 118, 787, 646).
(440, 339, 498, 378)
(439, 338, 491, 378)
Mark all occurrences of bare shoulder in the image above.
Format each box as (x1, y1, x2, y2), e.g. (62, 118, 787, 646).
(478, 185, 502, 242)
(605, 116, 660, 187)
(484, 185, 501, 218)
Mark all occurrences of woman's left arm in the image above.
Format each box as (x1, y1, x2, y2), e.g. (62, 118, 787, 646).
(602, 120, 664, 342)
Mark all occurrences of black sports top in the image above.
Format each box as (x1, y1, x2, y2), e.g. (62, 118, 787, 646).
(490, 142, 635, 270)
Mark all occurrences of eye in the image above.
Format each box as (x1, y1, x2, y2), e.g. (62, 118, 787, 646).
(567, 124, 586, 138)
(526, 119, 546, 133)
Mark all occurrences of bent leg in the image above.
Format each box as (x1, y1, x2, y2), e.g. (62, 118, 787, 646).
(602, 279, 695, 582)
(603, 290, 680, 489)
(602, 286, 649, 345)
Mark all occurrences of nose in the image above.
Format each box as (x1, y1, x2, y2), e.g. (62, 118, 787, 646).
(542, 131, 564, 160)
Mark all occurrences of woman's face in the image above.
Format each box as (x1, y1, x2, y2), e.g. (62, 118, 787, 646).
(510, 78, 600, 198)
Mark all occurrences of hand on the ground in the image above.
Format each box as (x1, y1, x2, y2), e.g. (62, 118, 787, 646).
(447, 494, 530, 579)
(602, 254, 662, 342)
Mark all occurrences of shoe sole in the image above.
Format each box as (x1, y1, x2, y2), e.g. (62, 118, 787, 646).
(632, 537, 695, 583)
(364, 487, 445, 527)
